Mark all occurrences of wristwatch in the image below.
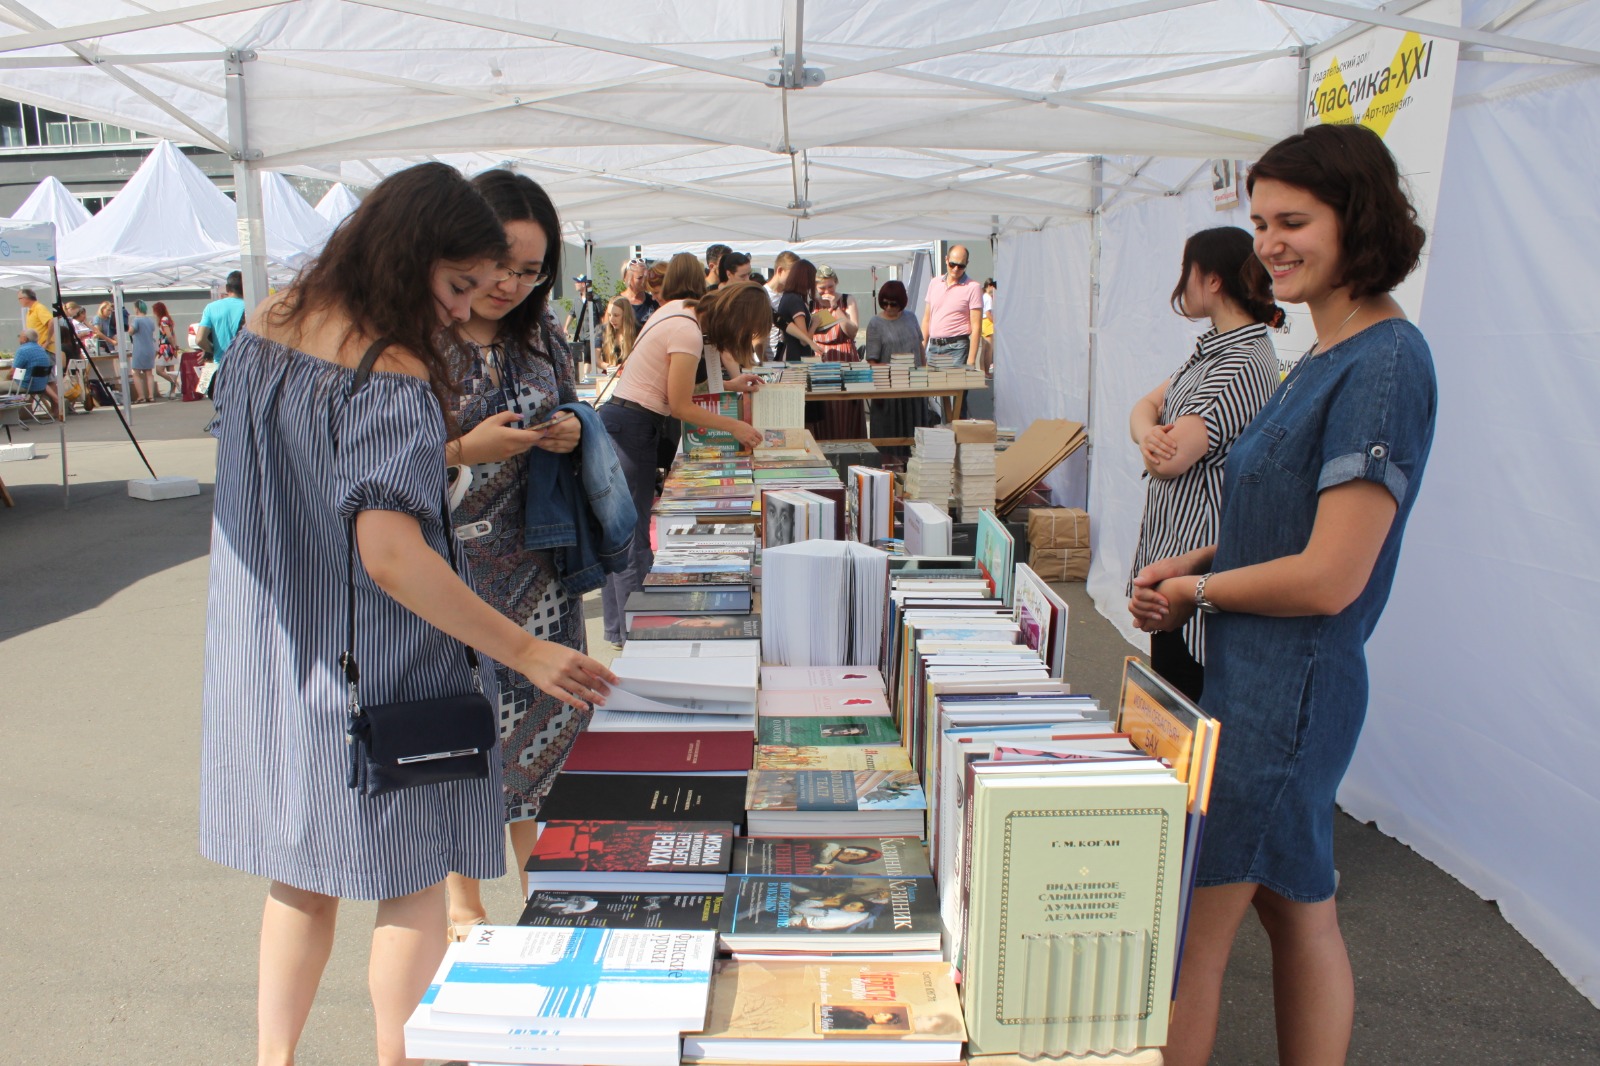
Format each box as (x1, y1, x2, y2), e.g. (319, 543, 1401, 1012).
(1193, 572, 1221, 615)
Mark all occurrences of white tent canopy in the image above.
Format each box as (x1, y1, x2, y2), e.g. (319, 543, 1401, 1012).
(2, 0, 1598, 1009)
(314, 181, 362, 225)
(260, 170, 332, 272)
(10, 175, 91, 234)
(52, 139, 239, 288)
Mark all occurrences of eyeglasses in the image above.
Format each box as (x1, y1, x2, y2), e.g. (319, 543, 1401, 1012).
(879, 301, 904, 310)
(946, 260, 968, 270)
(497, 266, 549, 289)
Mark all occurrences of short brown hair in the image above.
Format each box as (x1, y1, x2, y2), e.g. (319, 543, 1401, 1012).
(772, 250, 799, 272)
(693, 282, 770, 367)
(662, 252, 706, 303)
(1247, 124, 1424, 299)
(781, 258, 816, 297)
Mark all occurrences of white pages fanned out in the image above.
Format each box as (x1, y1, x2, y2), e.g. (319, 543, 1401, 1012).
(761, 540, 888, 668)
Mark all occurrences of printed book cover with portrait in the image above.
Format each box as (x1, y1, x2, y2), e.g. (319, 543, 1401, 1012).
(719, 876, 940, 944)
(518, 890, 724, 931)
(757, 715, 901, 746)
(746, 770, 927, 813)
(729, 836, 932, 879)
(755, 745, 912, 772)
(684, 960, 965, 1056)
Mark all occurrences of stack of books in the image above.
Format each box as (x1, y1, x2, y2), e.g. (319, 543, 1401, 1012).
(642, 543, 754, 588)
(846, 465, 895, 546)
(404, 925, 717, 1065)
(952, 420, 998, 522)
(904, 500, 953, 555)
(805, 363, 843, 392)
(904, 426, 955, 507)
(762, 489, 838, 547)
(841, 364, 875, 392)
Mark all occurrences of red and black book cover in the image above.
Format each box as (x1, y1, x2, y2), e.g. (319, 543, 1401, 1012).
(539, 772, 749, 829)
(563, 730, 756, 773)
(527, 820, 735, 875)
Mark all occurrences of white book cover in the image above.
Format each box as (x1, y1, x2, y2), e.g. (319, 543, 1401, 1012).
(611, 656, 759, 701)
(757, 689, 892, 718)
(588, 709, 755, 732)
(759, 665, 886, 691)
(617, 639, 762, 660)
(422, 926, 716, 1032)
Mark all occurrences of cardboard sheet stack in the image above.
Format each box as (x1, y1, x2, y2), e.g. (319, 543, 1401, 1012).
(1027, 507, 1091, 581)
(995, 419, 1088, 513)
(952, 419, 997, 522)
(904, 426, 955, 508)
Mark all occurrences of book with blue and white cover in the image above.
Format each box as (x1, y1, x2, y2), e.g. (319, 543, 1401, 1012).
(421, 925, 716, 1033)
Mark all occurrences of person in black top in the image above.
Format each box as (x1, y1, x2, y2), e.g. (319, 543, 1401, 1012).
(563, 274, 605, 362)
(774, 258, 817, 362)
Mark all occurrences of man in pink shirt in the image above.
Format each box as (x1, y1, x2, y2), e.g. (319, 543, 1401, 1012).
(920, 245, 983, 368)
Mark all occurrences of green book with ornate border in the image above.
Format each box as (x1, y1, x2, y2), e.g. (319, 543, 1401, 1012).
(961, 769, 1188, 1053)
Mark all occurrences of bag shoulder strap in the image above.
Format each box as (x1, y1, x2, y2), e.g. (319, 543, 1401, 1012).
(338, 337, 480, 703)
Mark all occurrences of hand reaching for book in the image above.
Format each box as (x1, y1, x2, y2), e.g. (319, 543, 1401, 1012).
(512, 640, 617, 711)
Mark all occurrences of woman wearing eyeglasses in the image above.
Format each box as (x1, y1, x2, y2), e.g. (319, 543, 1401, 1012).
(862, 279, 932, 439)
(436, 170, 598, 940)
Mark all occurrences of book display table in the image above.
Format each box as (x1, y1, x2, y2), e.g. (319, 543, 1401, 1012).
(804, 383, 989, 446)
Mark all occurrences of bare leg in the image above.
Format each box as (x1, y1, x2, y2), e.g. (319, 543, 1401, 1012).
(509, 819, 541, 901)
(258, 880, 340, 1066)
(444, 871, 487, 937)
(370, 881, 448, 1066)
(1252, 887, 1354, 1066)
(1163, 882, 1259, 1066)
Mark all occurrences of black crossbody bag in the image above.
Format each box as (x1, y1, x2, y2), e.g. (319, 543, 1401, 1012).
(338, 338, 497, 797)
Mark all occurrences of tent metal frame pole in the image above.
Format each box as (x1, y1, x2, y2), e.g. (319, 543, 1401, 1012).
(1296, 44, 1313, 132)
(111, 283, 132, 427)
(583, 237, 596, 370)
(225, 49, 269, 311)
(48, 263, 68, 506)
(1083, 155, 1104, 512)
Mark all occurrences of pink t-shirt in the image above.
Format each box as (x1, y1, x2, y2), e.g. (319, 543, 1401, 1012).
(923, 275, 983, 339)
(611, 301, 702, 415)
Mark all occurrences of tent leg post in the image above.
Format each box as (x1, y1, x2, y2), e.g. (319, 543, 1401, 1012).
(226, 50, 269, 310)
(584, 237, 596, 369)
(1082, 155, 1104, 512)
(112, 283, 132, 427)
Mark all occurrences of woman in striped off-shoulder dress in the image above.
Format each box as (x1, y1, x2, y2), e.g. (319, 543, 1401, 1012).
(1127, 227, 1283, 701)
(200, 163, 614, 1066)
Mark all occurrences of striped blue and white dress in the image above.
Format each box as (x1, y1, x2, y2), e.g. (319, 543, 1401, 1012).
(200, 333, 504, 901)
(1128, 322, 1279, 662)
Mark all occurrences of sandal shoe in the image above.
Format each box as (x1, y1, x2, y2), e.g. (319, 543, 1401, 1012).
(447, 917, 489, 943)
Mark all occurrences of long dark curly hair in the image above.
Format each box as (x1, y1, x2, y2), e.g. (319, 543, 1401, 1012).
(266, 162, 507, 412)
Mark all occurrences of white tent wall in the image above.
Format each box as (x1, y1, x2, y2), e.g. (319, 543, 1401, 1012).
(1336, 63, 1600, 1007)
(1074, 157, 1256, 649)
(993, 222, 1093, 507)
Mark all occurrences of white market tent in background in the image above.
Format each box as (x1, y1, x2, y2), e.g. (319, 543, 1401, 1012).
(1, 0, 1596, 1006)
(53, 139, 238, 288)
(260, 170, 332, 272)
(10, 175, 91, 234)
(313, 181, 362, 226)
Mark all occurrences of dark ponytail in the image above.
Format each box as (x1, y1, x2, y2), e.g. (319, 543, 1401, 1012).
(1171, 226, 1284, 328)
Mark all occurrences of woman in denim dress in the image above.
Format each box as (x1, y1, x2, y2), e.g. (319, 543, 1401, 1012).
(1131, 124, 1437, 1065)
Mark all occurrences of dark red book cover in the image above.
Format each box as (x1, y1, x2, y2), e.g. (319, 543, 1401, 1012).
(526, 820, 734, 874)
(564, 730, 756, 773)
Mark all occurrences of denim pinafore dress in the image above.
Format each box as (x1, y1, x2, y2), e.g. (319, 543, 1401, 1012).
(1198, 319, 1436, 902)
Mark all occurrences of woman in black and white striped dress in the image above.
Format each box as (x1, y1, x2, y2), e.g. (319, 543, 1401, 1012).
(1128, 227, 1282, 701)
(201, 164, 615, 1066)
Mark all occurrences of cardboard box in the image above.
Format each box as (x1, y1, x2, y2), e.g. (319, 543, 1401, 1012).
(952, 418, 998, 444)
(1027, 507, 1090, 549)
(996, 419, 1087, 514)
(1030, 546, 1090, 582)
